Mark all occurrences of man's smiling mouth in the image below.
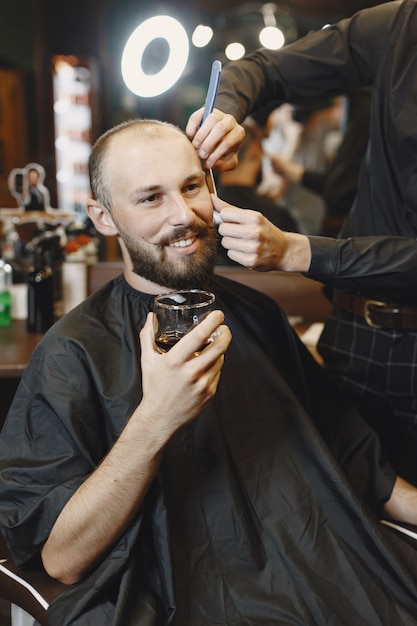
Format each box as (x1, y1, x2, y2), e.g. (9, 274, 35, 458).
(169, 236, 197, 248)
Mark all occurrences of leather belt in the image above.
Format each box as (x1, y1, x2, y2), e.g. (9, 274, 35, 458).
(332, 290, 417, 330)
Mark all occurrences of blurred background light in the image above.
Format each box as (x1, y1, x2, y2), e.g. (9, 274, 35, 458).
(225, 42, 246, 60)
(121, 15, 189, 97)
(259, 25, 285, 49)
(119, 4, 299, 99)
(192, 24, 214, 48)
(213, 2, 298, 64)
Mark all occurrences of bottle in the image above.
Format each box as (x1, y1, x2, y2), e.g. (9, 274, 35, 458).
(0, 259, 12, 327)
(27, 246, 54, 333)
(62, 251, 87, 314)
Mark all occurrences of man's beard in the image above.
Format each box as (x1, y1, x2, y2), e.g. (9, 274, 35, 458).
(119, 221, 218, 290)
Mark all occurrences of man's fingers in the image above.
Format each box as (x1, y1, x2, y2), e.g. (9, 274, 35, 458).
(139, 312, 159, 354)
(163, 311, 230, 361)
(178, 311, 228, 356)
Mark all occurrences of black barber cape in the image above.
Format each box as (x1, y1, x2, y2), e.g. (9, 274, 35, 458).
(1, 275, 417, 625)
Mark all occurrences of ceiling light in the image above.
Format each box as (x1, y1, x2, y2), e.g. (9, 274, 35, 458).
(192, 24, 214, 48)
(225, 42, 246, 60)
(259, 25, 285, 49)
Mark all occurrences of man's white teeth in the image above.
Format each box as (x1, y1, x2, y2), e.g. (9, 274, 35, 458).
(170, 237, 195, 248)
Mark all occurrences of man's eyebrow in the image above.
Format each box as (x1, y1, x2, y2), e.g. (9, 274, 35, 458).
(184, 170, 205, 182)
(128, 185, 161, 202)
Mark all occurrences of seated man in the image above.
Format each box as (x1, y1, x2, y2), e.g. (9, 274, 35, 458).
(1, 119, 417, 626)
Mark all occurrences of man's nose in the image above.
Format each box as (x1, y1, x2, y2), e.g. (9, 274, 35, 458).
(167, 194, 195, 225)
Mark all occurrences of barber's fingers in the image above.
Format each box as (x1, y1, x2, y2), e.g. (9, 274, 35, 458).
(221, 239, 264, 269)
(217, 206, 268, 242)
(212, 202, 286, 271)
(185, 107, 205, 139)
(211, 198, 274, 268)
(186, 109, 245, 171)
(212, 195, 282, 245)
(212, 195, 265, 228)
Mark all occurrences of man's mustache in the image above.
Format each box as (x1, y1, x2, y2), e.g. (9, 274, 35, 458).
(155, 222, 215, 248)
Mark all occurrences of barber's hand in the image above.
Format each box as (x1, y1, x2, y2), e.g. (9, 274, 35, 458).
(213, 196, 287, 271)
(212, 195, 311, 272)
(186, 108, 245, 172)
(139, 311, 232, 439)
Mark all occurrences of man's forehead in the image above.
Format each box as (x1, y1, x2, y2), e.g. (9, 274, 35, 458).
(106, 127, 202, 186)
(108, 127, 196, 166)
(112, 125, 188, 149)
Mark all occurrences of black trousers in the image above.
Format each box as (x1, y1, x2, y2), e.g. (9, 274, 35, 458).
(318, 307, 417, 485)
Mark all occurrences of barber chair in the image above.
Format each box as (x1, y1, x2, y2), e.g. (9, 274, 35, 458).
(0, 533, 65, 626)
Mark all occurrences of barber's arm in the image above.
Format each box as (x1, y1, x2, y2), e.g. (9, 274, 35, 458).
(187, 3, 397, 171)
(213, 195, 417, 294)
(41, 311, 231, 585)
(213, 195, 311, 272)
(307, 235, 417, 293)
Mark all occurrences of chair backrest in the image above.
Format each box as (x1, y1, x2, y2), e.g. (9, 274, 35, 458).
(0, 534, 65, 625)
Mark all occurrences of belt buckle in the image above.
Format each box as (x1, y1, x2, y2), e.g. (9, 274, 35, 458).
(364, 299, 387, 329)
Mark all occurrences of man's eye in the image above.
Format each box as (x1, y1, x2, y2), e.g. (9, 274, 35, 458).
(184, 183, 200, 192)
(141, 194, 160, 203)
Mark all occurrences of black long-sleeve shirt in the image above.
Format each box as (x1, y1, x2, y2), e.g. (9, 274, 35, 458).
(216, 0, 417, 299)
(306, 236, 417, 303)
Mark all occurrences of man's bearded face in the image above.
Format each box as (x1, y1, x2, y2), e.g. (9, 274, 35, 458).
(117, 219, 218, 290)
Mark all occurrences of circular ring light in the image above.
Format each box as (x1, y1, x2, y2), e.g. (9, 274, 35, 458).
(121, 15, 189, 97)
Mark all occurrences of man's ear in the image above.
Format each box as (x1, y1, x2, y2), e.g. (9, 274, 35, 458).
(86, 199, 119, 236)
